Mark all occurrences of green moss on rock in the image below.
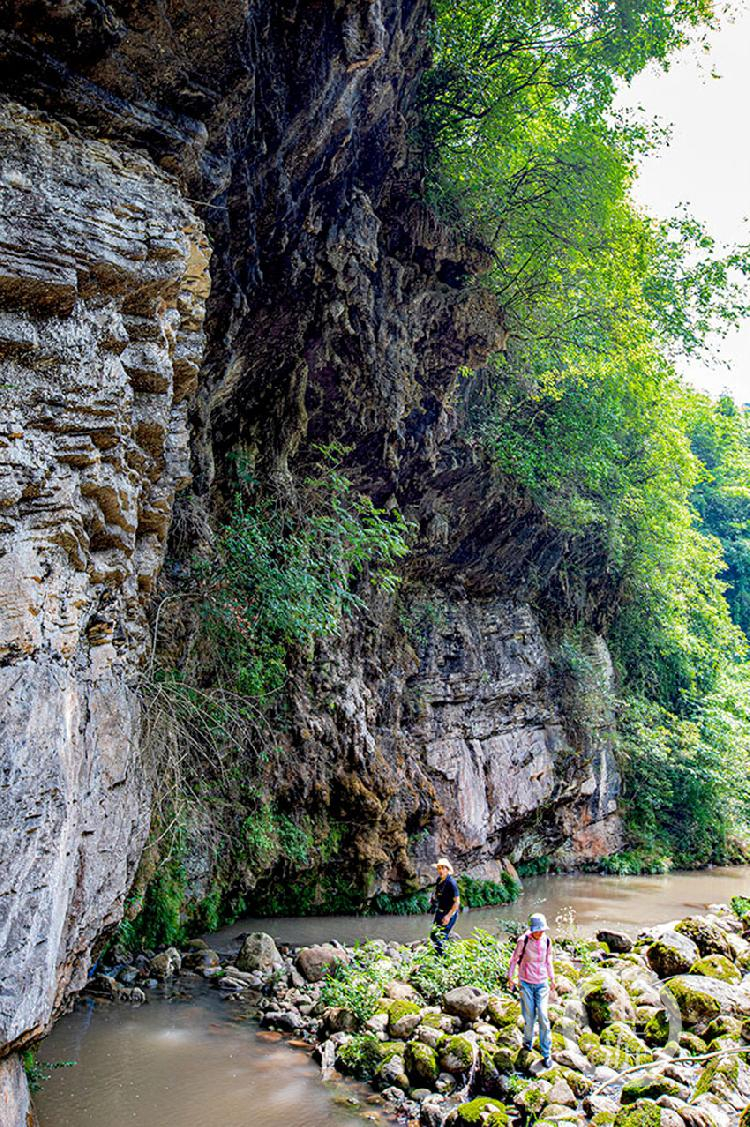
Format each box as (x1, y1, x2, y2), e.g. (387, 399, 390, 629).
(665, 977, 722, 1025)
(678, 1032, 707, 1056)
(643, 1011, 669, 1048)
(703, 1016, 742, 1041)
(405, 1041, 438, 1086)
(694, 1055, 739, 1097)
(689, 955, 742, 984)
(601, 1022, 650, 1057)
(440, 1034, 476, 1075)
(540, 1066, 592, 1096)
(613, 1100, 662, 1127)
(451, 1097, 508, 1126)
(620, 1075, 680, 1104)
(487, 995, 521, 1028)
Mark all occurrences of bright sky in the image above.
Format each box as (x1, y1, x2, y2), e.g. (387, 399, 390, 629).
(616, 2, 750, 404)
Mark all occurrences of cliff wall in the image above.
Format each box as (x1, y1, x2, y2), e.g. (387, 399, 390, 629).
(0, 1, 620, 1113)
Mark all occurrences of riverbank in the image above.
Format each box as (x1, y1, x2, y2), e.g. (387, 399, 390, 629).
(36, 893, 750, 1127)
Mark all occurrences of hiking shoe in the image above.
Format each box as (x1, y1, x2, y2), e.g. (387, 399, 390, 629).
(543, 1056, 554, 1068)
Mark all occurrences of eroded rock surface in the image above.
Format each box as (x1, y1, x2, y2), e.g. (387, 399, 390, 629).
(0, 103, 209, 1060)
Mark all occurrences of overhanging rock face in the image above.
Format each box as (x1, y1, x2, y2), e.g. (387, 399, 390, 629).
(0, 103, 210, 1056)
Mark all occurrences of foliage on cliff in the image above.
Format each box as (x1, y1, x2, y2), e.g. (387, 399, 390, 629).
(423, 0, 750, 869)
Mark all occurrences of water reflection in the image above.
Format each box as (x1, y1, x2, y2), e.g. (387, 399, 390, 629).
(211, 865, 750, 948)
(35, 983, 370, 1127)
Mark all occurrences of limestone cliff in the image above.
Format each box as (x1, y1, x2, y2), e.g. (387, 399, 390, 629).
(0, 0, 620, 1111)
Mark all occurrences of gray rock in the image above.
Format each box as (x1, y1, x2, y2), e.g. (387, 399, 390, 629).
(296, 943, 349, 983)
(556, 1048, 591, 1073)
(443, 985, 489, 1022)
(583, 1095, 619, 1118)
(261, 1010, 302, 1032)
(322, 1006, 358, 1033)
(647, 932, 701, 978)
(546, 1079, 577, 1108)
(421, 1093, 448, 1127)
(597, 929, 634, 953)
(379, 1055, 409, 1091)
(236, 932, 283, 974)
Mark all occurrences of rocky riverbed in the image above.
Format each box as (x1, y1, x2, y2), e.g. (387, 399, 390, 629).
(81, 903, 750, 1127)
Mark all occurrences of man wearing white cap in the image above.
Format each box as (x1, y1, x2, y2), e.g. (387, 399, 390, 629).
(507, 912, 557, 1067)
(430, 858, 460, 954)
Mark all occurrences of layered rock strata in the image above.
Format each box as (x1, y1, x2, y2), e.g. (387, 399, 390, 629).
(0, 100, 209, 1084)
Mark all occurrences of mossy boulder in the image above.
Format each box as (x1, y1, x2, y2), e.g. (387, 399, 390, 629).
(448, 1097, 509, 1126)
(703, 1015, 743, 1042)
(643, 1011, 669, 1047)
(487, 995, 522, 1028)
(613, 1100, 662, 1127)
(689, 955, 742, 984)
(375, 1052, 409, 1090)
(665, 975, 750, 1026)
(694, 1054, 739, 1097)
(601, 1022, 651, 1058)
(620, 1075, 680, 1104)
(739, 1105, 750, 1127)
(588, 1044, 634, 1070)
(578, 1031, 601, 1056)
(592, 1114, 616, 1127)
(582, 972, 636, 1031)
(405, 1041, 439, 1086)
(516, 1047, 543, 1072)
(378, 1040, 409, 1062)
(540, 1066, 592, 1097)
(675, 917, 731, 958)
(440, 1034, 476, 1075)
(646, 933, 699, 979)
(493, 1045, 517, 1073)
(388, 999, 422, 1038)
(541, 1104, 579, 1121)
(421, 1011, 454, 1031)
(554, 957, 580, 983)
(678, 1031, 707, 1056)
(514, 1083, 549, 1117)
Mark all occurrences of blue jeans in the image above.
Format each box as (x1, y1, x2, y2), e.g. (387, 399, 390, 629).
(519, 980, 551, 1058)
(431, 910, 458, 954)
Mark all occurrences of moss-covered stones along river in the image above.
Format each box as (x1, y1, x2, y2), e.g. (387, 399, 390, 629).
(74, 899, 750, 1127)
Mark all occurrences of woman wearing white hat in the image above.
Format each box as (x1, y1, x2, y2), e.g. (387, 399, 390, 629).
(430, 858, 460, 954)
(507, 912, 557, 1067)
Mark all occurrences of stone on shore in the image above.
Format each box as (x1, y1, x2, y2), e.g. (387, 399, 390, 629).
(675, 918, 732, 959)
(236, 932, 283, 973)
(582, 972, 636, 1031)
(296, 943, 348, 982)
(689, 956, 742, 985)
(444, 986, 490, 1022)
(665, 976, 750, 1026)
(646, 933, 700, 979)
(598, 930, 634, 954)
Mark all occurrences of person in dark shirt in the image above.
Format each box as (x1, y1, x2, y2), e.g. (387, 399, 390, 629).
(430, 857, 460, 954)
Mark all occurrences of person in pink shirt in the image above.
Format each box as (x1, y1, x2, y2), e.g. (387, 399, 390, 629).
(507, 912, 557, 1067)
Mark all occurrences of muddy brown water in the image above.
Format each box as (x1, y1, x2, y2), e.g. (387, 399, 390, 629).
(35, 866, 750, 1127)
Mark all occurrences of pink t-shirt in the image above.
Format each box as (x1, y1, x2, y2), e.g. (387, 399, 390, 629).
(508, 931, 555, 986)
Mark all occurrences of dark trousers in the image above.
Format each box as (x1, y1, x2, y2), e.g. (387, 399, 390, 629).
(431, 910, 458, 954)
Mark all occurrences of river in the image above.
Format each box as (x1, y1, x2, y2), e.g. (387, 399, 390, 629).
(34, 866, 750, 1127)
